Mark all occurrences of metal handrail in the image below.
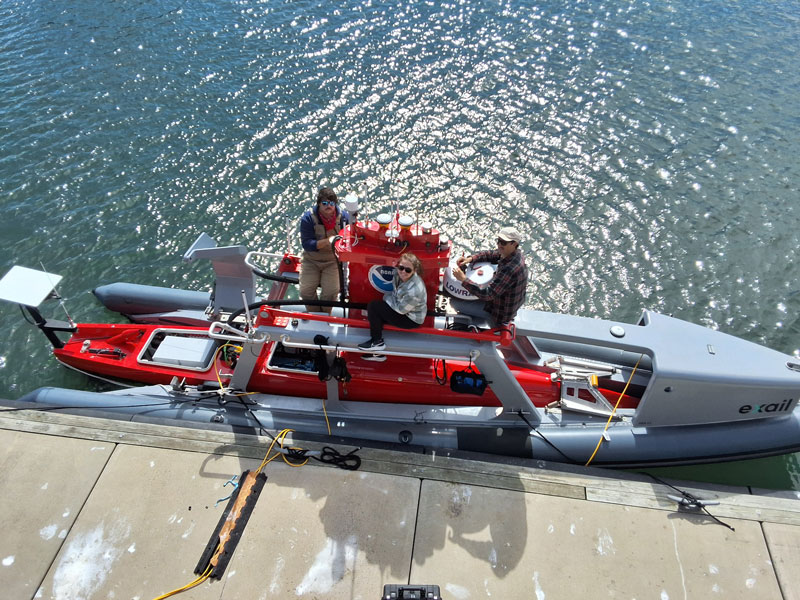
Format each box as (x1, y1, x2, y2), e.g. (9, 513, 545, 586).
(207, 321, 269, 344)
(244, 251, 292, 272)
(278, 335, 481, 362)
(259, 306, 515, 346)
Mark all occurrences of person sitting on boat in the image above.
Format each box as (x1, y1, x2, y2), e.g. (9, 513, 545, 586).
(451, 226, 528, 328)
(299, 187, 351, 313)
(357, 253, 427, 359)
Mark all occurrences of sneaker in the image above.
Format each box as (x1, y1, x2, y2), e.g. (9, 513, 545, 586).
(357, 338, 385, 351)
(362, 353, 387, 362)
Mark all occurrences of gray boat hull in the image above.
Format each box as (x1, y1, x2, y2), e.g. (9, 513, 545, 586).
(17, 386, 800, 468)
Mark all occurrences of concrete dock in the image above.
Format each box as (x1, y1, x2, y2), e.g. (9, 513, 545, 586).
(1, 407, 799, 600)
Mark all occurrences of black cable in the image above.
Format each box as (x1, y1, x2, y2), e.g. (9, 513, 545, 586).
(250, 267, 300, 284)
(281, 448, 312, 466)
(646, 473, 735, 531)
(232, 397, 359, 468)
(20, 304, 36, 325)
(232, 396, 278, 442)
(284, 446, 361, 470)
(316, 446, 362, 470)
(515, 410, 580, 464)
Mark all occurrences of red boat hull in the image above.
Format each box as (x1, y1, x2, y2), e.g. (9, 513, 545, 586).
(54, 323, 640, 410)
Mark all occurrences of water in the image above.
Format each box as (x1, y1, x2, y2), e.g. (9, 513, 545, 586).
(1, 0, 799, 489)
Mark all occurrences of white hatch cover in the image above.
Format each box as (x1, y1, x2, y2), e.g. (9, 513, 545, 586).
(152, 335, 217, 369)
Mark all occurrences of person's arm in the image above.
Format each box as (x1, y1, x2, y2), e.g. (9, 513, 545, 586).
(299, 212, 315, 252)
(458, 249, 497, 268)
(461, 279, 489, 300)
(454, 249, 500, 288)
(300, 211, 330, 252)
(470, 269, 515, 300)
(462, 261, 514, 301)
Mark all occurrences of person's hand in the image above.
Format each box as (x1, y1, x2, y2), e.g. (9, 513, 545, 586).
(457, 255, 471, 268)
(317, 238, 331, 251)
(452, 266, 466, 282)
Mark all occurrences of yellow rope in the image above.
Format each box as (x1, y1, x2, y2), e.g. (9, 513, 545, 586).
(584, 354, 644, 467)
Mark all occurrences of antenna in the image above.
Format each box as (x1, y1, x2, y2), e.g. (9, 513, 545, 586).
(40, 261, 74, 326)
(241, 290, 254, 332)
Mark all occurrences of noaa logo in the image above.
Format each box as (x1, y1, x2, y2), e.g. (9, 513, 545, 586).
(368, 265, 395, 293)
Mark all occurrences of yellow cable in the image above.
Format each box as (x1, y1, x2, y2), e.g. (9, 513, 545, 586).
(321, 397, 331, 435)
(584, 354, 644, 467)
(256, 428, 309, 474)
(151, 564, 213, 600)
(149, 427, 304, 600)
(150, 428, 284, 600)
(213, 343, 242, 389)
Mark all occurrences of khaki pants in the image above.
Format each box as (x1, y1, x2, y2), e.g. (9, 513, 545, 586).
(299, 258, 340, 313)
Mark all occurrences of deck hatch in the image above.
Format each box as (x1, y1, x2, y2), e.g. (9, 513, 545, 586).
(137, 329, 220, 371)
(152, 335, 217, 368)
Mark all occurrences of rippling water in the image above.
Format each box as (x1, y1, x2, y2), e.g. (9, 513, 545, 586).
(1, 0, 799, 488)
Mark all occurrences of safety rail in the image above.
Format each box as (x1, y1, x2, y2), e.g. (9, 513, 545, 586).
(244, 251, 293, 272)
(544, 355, 618, 379)
(278, 335, 481, 362)
(207, 321, 270, 344)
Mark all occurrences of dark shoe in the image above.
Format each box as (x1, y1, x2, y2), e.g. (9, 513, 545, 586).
(362, 354, 387, 362)
(358, 338, 385, 351)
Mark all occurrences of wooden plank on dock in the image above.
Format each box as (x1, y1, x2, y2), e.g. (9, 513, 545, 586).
(587, 485, 800, 526)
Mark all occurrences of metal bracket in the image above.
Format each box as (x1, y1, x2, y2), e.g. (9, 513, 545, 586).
(545, 356, 619, 418)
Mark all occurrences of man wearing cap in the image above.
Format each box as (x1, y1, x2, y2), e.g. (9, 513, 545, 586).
(451, 227, 528, 327)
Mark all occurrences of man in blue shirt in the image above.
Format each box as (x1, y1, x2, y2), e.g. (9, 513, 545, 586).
(299, 187, 350, 312)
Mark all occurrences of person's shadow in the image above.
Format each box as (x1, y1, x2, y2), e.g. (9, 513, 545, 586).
(412, 477, 528, 579)
(198, 433, 529, 588)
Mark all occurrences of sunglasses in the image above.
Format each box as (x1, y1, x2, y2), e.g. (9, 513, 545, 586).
(497, 238, 513, 246)
(320, 200, 337, 207)
(396, 265, 414, 274)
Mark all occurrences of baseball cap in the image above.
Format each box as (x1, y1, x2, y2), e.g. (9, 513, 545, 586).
(497, 226, 522, 243)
